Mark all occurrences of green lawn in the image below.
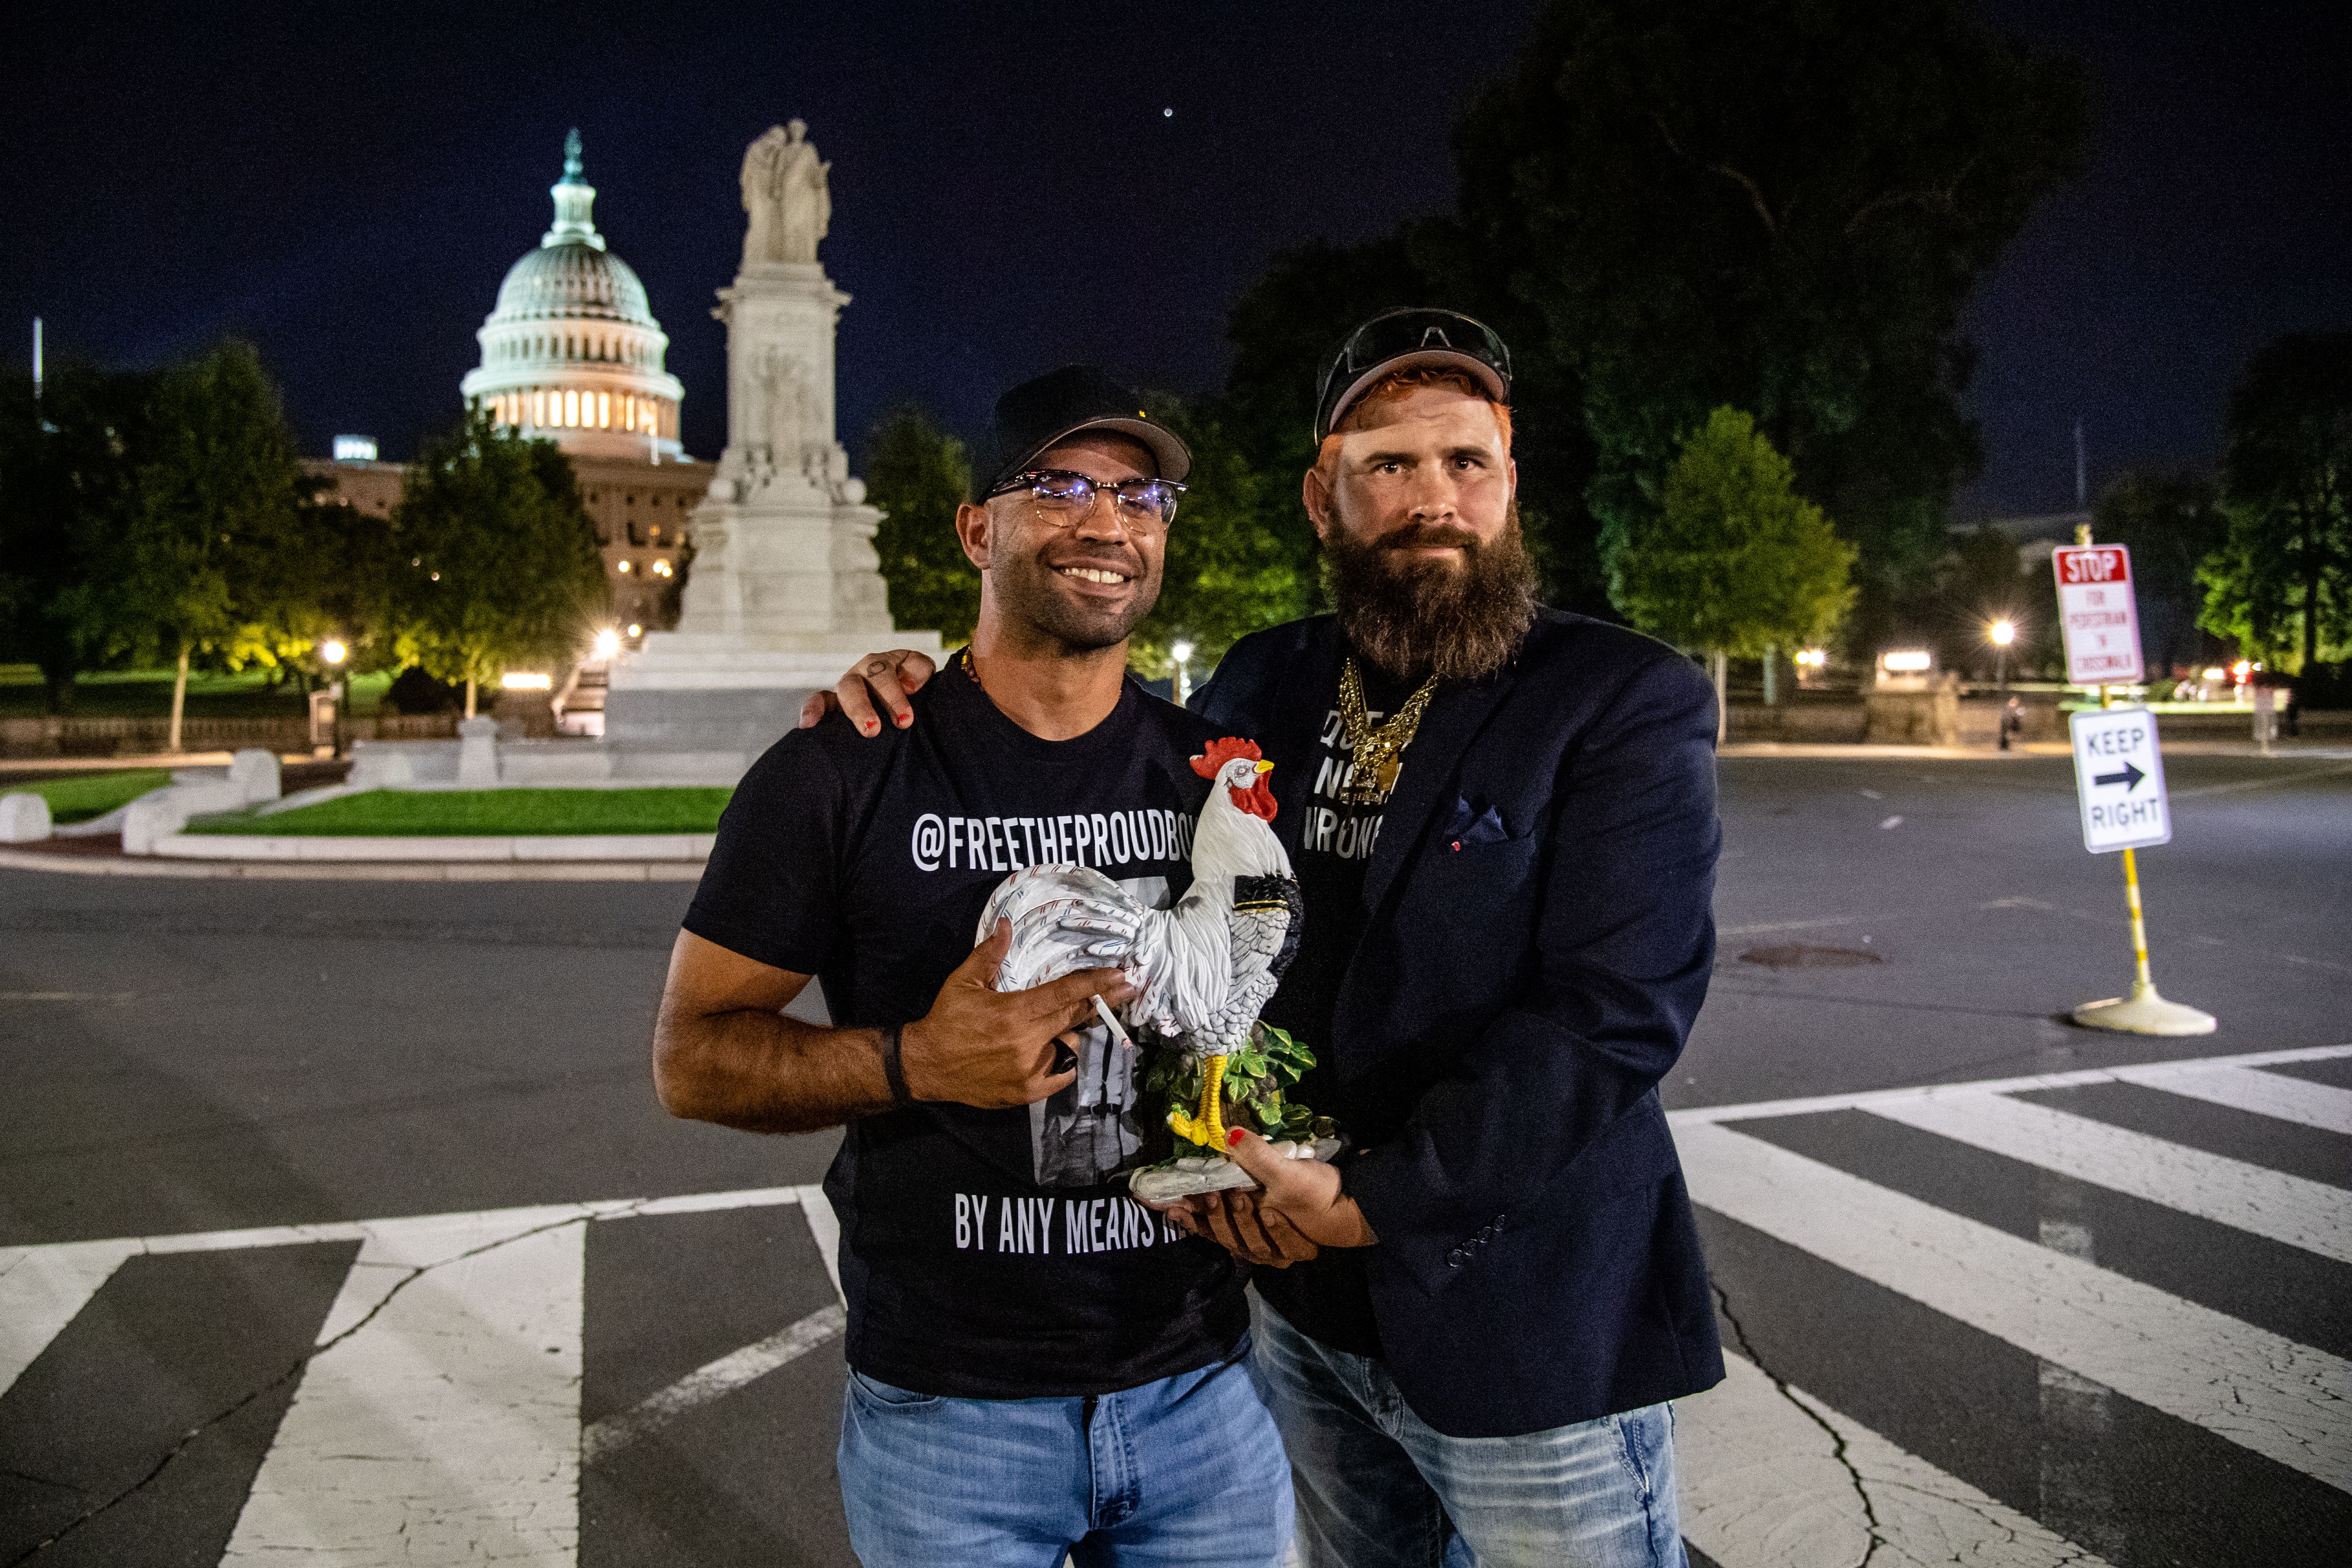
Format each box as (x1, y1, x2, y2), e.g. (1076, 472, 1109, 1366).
(186, 787, 733, 837)
(0, 665, 393, 720)
(10, 769, 175, 824)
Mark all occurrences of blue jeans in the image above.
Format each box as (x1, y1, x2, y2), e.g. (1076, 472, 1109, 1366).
(837, 1342, 1293, 1568)
(1252, 1298, 1685, 1568)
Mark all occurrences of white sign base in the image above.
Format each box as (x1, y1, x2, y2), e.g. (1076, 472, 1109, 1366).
(2073, 982, 2218, 1036)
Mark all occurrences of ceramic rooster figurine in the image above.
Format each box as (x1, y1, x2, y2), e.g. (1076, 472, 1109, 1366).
(975, 737, 1336, 1196)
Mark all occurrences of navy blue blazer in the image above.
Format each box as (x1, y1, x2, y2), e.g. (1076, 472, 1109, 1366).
(1197, 610, 1726, 1438)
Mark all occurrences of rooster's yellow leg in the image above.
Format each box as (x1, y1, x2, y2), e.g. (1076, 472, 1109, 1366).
(1199, 1055, 1228, 1149)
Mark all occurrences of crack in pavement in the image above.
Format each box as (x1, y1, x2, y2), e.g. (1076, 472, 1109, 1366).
(1712, 1280, 1888, 1568)
(5, 1203, 639, 1565)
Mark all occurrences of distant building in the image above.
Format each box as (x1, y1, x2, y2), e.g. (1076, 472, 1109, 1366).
(305, 129, 712, 642)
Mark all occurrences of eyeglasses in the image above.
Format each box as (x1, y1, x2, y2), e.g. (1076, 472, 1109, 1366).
(1314, 309, 1512, 443)
(986, 469, 1185, 530)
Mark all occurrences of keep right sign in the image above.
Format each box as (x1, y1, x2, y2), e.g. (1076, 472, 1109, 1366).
(2070, 706, 2171, 852)
(2052, 544, 2146, 686)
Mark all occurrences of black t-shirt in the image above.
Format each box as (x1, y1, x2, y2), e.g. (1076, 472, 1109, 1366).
(1253, 664, 1415, 1359)
(682, 664, 1250, 1399)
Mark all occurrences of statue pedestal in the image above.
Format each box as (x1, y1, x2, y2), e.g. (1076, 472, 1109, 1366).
(604, 124, 940, 776)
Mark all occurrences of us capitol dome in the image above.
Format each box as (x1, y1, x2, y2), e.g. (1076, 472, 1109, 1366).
(461, 130, 686, 462)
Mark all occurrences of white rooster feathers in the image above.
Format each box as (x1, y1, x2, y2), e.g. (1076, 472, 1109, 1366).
(977, 739, 1302, 1054)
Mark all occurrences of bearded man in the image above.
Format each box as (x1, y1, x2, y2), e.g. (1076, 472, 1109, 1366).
(812, 313, 1724, 1568)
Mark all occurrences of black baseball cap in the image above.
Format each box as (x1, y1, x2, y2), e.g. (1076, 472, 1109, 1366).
(971, 366, 1192, 501)
(1313, 308, 1512, 444)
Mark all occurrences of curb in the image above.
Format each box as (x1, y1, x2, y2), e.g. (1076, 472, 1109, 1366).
(0, 846, 705, 882)
(152, 831, 715, 863)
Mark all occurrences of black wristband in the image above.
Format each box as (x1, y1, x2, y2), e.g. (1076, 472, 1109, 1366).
(879, 1022, 914, 1108)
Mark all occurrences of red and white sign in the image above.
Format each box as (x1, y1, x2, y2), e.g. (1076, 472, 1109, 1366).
(2052, 544, 2145, 687)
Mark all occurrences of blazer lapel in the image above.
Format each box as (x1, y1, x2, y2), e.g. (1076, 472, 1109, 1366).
(1361, 669, 1514, 914)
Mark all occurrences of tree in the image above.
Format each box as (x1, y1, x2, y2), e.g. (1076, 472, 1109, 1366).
(1449, 0, 2088, 652)
(1937, 526, 2053, 679)
(393, 408, 607, 716)
(865, 405, 981, 644)
(1129, 396, 1318, 678)
(1218, 233, 1596, 609)
(1611, 407, 1855, 732)
(2199, 334, 2352, 675)
(119, 340, 309, 749)
(0, 359, 153, 712)
(2095, 468, 2228, 675)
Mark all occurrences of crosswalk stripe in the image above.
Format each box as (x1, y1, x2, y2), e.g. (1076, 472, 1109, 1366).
(1679, 1353, 2113, 1568)
(2112, 1062, 2352, 1136)
(796, 1182, 845, 1302)
(0, 1238, 138, 1397)
(1669, 1042, 2352, 1127)
(1676, 1119, 2352, 1494)
(222, 1208, 588, 1566)
(1864, 1091, 2352, 1263)
(581, 1303, 846, 1465)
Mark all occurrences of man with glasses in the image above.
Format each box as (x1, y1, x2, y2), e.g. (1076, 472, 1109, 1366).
(655, 365, 1291, 1567)
(810, 315, 1724, 1567)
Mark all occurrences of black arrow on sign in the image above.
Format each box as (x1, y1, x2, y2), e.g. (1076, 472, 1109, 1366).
(2093, 760, 2147, 790)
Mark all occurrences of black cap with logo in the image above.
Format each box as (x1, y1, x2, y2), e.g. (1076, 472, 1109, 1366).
(971, 366, 1192, 501)
(1313, 309, 1512, 444)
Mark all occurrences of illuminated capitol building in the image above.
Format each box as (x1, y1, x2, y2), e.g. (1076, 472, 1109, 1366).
(316, 130, 710, 638)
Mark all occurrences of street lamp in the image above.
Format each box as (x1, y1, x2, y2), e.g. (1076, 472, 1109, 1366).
(1170, 639, 1195, 709)
(1986, 619, 2021, 751)
(315, 638, 350, 758)
(592, 628, 620, 661)
(1987, 619, 2015, 694)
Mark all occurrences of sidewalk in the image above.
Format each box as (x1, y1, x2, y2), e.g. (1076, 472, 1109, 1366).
(0, 835, 705, 882)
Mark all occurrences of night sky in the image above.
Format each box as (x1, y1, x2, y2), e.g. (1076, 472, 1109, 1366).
(8, 1, 2345, 520)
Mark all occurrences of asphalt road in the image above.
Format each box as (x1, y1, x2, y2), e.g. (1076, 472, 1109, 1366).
(3, 750, 2346, 1567)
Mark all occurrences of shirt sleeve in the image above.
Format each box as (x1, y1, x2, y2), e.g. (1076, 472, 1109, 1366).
(681, 730, 853, 976)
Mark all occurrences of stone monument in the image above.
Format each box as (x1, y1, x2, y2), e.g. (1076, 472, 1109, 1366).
(604, 120, 938, 766)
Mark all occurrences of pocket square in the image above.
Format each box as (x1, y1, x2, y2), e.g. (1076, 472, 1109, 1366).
(1438, 795, 1511, 848)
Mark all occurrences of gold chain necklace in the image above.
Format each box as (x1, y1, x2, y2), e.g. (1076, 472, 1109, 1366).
(1337, 657, 1439, 806)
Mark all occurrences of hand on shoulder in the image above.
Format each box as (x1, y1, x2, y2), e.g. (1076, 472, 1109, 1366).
(798, 649, 938, 735)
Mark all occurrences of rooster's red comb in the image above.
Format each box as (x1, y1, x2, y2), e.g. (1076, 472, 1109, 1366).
(1189, 736, 1263, 779)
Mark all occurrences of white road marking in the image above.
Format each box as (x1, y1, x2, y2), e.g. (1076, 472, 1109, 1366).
(0, 1239, 138, 1396)
(1676, 1120, 2352, 1493)
(1680, 1353, 2113, 1568)
(222, 1208, 588, 1566)
(2110, 1061, 2352, 1136)
(1867, 1091, 2352, 1262)
(1668, 1042, 2352, 1126)
(580, 1303, 846, 1465)
(796, 1182, 844, 1302)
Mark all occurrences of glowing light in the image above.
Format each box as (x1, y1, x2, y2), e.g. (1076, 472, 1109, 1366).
(564, 390, 580, 427)
(1171, 639, 1195, 664)
(1881, 650, 1933, 673)
(332, 436, 377, 462)
(598, 392, 611, 429)
(1795, 648, 1828, 668)
(618, 559, 633, 573)
(1988, 620, 2016, 646)
(592, 629, 620, 660)
(626, 623, 643, 637)
(2232, 661, 2252, 679)
(320, 639, 348, 666)
(651, 558, 673, 577)
(501, 672, 553, 691)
